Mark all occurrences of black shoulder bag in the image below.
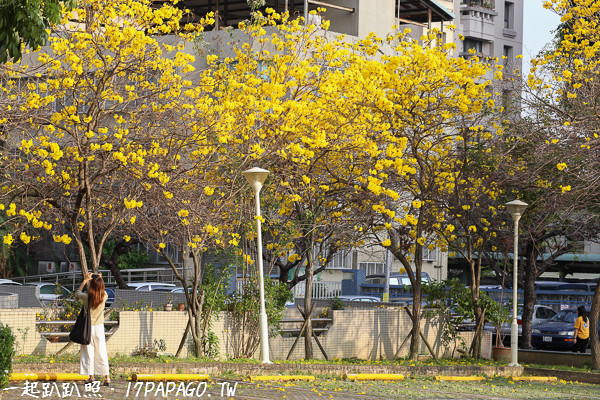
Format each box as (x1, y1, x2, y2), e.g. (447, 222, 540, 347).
(69, 296, 91, 345)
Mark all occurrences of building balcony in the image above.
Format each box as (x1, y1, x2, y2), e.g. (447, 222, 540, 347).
(460, 3, 498, 42)
(503, 28, 518, 39)
(461, 0, 495, 10)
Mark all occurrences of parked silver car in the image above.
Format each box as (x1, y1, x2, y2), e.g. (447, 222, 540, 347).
(498, 305, 557, 338)
(25, 282, 71, 305)
(337, 295, 381, 302)
(0, 279, 21, 286)
(125, 282, 176, 291)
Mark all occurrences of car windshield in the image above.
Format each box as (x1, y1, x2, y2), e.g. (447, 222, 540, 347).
(549, 310, 577, 323)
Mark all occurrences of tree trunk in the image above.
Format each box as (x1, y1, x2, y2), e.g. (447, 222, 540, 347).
(471, 305, 483, 358)
(99, 248, 128, 288)
(304, 250, 314, 359)
(591, 280, 600, 369)
(468, 256, 484, 359)
(521, 243, 537, 349)
(409, 280, 422, 359)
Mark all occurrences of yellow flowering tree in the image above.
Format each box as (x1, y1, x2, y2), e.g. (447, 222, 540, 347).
(197, 10, 378, 358)
(507, 0, 600, 351)
(355, 30, 492, 360)
(0, 0, 203, 275)
(434, 129, 509, 357)
(130, 133, 249, 356)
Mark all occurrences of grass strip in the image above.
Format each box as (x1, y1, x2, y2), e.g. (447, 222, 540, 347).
(249, 375, 315, 382)
(434, 375, 486, 381)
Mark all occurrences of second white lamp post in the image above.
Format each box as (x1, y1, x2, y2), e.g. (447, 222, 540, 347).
(243, 167, 272, 364)
(505, 199, 528, 367)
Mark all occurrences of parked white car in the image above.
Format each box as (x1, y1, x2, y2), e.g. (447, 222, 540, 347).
(125, 282, 176, 291)
(150, 285, 184, 292)
(0, 279, 21, 286)
(25, 282, 71, 305)
(337, 295, 381, 302)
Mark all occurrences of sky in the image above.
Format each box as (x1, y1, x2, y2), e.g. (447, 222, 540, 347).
(522, 1, 562, 71)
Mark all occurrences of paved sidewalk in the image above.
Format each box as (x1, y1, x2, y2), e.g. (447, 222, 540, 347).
(7, 362, 600, 399)
(5, 376, 600, 400)
(1, 379, 392, 400)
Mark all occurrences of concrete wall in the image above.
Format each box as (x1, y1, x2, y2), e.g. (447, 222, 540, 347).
(270, 309, 491, 360)
(0, 308, 490, 360)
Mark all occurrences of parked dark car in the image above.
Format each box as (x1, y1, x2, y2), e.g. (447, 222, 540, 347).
(78, 286, 115, 308)
(105, 287, 115, 307)
(531, 308, 594, 350)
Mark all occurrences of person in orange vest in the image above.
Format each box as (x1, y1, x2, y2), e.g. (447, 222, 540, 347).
(573, 305, 590, 353)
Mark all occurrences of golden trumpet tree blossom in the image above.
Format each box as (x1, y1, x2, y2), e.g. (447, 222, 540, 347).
(0, 0, 205, 275)
(356, 31, 492, 360)
(201, 10, 388, 359)
(512, 0, 600, 357)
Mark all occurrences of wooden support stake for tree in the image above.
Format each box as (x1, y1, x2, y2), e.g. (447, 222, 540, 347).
(288, 303, 328, 360)
(286, 303, 315, 360)
(403, 306, 438, 361)
(394, 331, 412, 359)
(312, 330, 328, 360)
(419, 330, 438, 362)
(176, 319, 192, 358)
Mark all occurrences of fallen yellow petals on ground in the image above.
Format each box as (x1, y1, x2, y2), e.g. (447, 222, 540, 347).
(434, 376, 485, 381)
(132, 374, 210, 381)
(249, 375, 315, 382)
(510, 376, 557, 382)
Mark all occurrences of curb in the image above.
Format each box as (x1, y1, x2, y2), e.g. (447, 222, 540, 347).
(12, 362, 524, 378)
(523, 367, 600, 384)
(9, 363, 600, 385)
(345, 373, 405, 381)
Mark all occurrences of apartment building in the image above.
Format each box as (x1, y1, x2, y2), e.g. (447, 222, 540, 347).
(453, 0, 523, 68)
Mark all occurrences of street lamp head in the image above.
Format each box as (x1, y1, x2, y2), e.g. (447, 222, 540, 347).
(505, 199, 528, 220)
(243, 167, 270, 193)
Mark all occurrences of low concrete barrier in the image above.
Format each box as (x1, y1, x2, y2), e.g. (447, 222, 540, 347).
(0, 292, 18, 308)
(524, 367, 600, 384)
(518, 349, 591, 368)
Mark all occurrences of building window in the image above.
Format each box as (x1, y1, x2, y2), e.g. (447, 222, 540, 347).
(359, 262, 385, 276)
(320, 249, 352, 269)
(423, 246, 438, 262)
(503, 45, 513, 66)
(464, 38, 483, 54)
(504, 1, 514, 29)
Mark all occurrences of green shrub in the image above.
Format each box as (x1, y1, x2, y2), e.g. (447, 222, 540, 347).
(329, 296, 345, 310)
(0, 324, 15, 388)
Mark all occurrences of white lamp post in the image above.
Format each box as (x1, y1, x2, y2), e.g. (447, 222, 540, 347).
(243, 167, 272, 364)
(505, 199, 528, 367)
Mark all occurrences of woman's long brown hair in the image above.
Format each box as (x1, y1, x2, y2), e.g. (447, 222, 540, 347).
(88, 275, 105, 310)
